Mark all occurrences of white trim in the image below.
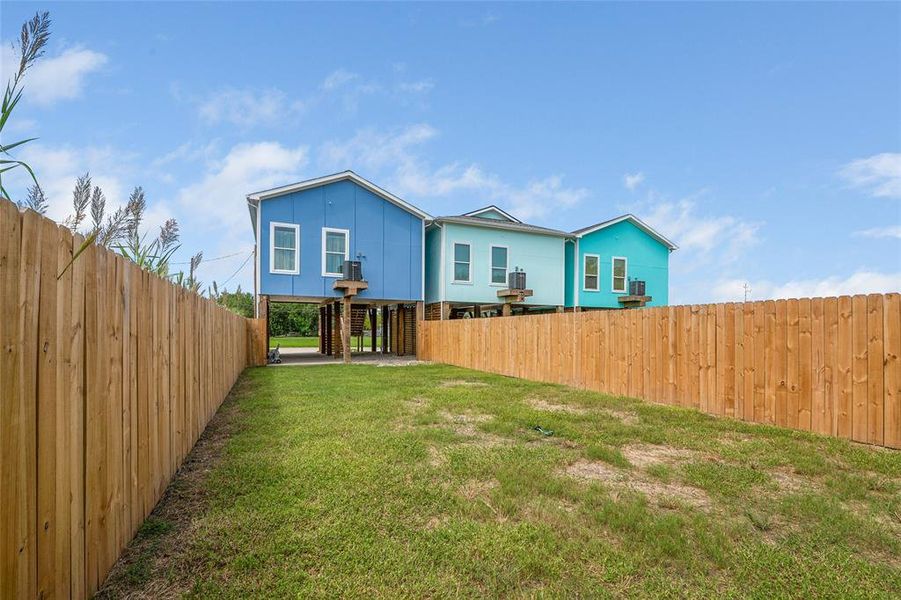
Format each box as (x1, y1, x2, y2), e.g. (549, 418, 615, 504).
(582, 253, 600, 291)
(611, 256, 628, 293)
(572, 214, 678, 250)
(452, 241, 472, 283)
(439, 225, 446, 301)
(573, 239, 580, 307)
(463, 205, 521, 223)
(248, 170, 432, 220)
(488, 244, 509, 286)
(269, 221, 300, 275)
(420, 220, 425, 302)
(254, 202, 261, 316)
(321, 227, 350, 277)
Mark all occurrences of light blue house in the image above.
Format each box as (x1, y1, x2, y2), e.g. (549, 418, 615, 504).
(424, 206, 570, 318)
(565, 214, 677, 310)
(247, 171, 431, 356)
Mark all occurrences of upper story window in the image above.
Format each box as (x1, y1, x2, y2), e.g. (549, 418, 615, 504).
(490, 245, 508, 285)
(583, 254, 599, 291)
(322, 228, 349, 277)
(270, 222, 299, 275)
(612, 256, 628, 293)
(453, 243, 471, 282)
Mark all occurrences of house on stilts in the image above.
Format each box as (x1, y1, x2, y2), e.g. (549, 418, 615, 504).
(247, 171, 430, 362)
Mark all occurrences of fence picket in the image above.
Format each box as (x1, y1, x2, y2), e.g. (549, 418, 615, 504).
(419, 292, 899, 450)
(0, 199, 258, 597)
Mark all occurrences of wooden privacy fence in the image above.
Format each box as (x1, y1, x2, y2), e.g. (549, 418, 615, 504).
(419, 295, 901, 449)
(0, 199, 263, 599)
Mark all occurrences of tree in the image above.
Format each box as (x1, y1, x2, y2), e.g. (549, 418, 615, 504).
(269, 303, 319, 337)
(215, 286, 254, 318)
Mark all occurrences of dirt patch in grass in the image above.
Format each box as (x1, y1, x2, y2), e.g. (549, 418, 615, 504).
(563, 458, 711, 510)
(95, 389, 245, 599)
(437, 411, 510, 447)
(459, 478, 499, 500)
(565, 459, 627, 483)
(440, 379, 488, 388)
(601, 409, 640, 426)
(622, 443, 698, 469)
(768, 468, 815, 494)
(528, 398, 587, 415)
(628, 479, 712, 509)
(427, 445, 447, 467)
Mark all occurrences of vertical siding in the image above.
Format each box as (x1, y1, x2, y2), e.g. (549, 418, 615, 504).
(258, 180, 425, 301)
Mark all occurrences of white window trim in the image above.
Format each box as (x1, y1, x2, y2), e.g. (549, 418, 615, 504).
(488, 244, 509, 286)
(452, 241, 472, 284)
(321, 227, 350, 277)
(269, 221, 300, 275)
(583, 253, 600, 291)
(611, 256, 628, 293)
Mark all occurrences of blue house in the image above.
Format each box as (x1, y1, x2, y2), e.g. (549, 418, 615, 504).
(247, 171, 431, 358)
(424, 206, 570, 319)
(565, 214, 677, 310)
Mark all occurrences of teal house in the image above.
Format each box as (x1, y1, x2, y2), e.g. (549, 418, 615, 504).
(424, 206, 570, 319)
(565, 214, 677, 310)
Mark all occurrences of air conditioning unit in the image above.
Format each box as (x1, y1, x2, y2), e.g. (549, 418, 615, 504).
(508, 269, 527, 290)
(629, 279, 646, 296)
(342, 260, 363, 281)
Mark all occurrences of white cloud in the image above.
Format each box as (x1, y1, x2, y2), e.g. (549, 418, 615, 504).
(167, 142, 307, 288)
(320, 69, 359, 91)
(623, 172, 644, 191)
(198, 88, 305, 128)
(641, 197, 760, 261)
(854, 225, 901, 239)
(11, 143, 134, 223)
(839, 152, 901, 199)
(318, 124, 588, 220)
(175, 141, 308, 234)
(1, 45, 108, 106)
(712, 270, 901, 302)
(397, 79, 435, 95)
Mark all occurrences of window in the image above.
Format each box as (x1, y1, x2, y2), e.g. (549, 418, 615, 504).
(490, 245, 508, 285)
(612, 256, 627, 293)
(583, 254, 599, 291)
(322, 228, 349, 277)
(453, 243, 471, 282)
(270, 222, 299, 274)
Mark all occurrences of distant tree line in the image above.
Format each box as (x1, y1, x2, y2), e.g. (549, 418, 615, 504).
(214, 289, 319, 337)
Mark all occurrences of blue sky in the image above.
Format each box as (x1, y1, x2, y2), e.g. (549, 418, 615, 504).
(2, 1, 899, 303)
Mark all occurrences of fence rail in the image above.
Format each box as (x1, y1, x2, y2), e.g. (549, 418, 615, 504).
(419, 295, 900, 449)
(0, 199, 261, 598)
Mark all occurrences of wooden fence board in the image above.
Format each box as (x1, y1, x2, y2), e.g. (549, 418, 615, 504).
(0, 199, 257, 597)
(852, 294, 868, 442)
(885, 293, 901, 449)
(867, 294, 884, 445)
(419, 292, 899, 450)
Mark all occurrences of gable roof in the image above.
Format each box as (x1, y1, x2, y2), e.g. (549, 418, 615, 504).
(462, 205, 521, 223)
(246, 170, 432, 220)
(430, 215, 572, 238)
(571, 214, 678, 250)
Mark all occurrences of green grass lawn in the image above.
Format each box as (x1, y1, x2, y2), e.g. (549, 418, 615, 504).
(269, 335, 318, 348)
(270, 335, 378, 349)
(101, 364, 900, 598)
